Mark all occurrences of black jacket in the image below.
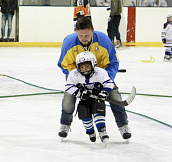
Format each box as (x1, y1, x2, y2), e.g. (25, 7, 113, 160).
(0, 0, 17, 15)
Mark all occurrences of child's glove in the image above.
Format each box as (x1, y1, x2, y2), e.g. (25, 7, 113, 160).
(75, 83, 90, 100)
(98, 90, 109, 101)
(162, 39, 166, 43)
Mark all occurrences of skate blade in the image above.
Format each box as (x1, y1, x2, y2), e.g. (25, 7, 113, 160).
(125, 139, 130, 144)
(60, 137, 64, 142)
(102, 138, 109, 147)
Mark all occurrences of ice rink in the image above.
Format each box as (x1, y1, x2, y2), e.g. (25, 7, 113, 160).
(0, 47, 172, 162)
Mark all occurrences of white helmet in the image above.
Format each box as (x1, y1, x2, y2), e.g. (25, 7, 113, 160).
(167, 13, 172, 22)
(76, 51, 97, 77)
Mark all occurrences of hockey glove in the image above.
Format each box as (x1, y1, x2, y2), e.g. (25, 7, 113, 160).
(98, 90, 109, 101)
(75, 83, 90, 100)
(162, 39, 166, 43)
(92, 82, 103, 95)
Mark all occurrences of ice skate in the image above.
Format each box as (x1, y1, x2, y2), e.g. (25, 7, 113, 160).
(119, 125, 131, 142)
(87, 130, 96, 142)
(99, 127, 109, 147)
(58, 124, 70, 141)
(164, 55, 171, 62)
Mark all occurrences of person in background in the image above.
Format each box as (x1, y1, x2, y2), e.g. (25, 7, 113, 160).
(96, 0, 110, 6)
(58, 17, 131, 141)
(73, 0, 91, 31)
(64, 51, 114, 144)
(161, 13, 172, 61)
(123, 0, 136, 6)
(142, 0, 167, 6)
(107, 0, 122, 48)
(0, 0, 17, 42)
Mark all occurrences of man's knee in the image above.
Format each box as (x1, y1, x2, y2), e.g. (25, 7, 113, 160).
(109, 87, 122, 102)
(62, 92, 76, 113)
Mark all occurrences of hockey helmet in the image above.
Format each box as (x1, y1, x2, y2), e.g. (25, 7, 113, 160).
(167, 13, 172, 23)
(76, 51, 97, 77)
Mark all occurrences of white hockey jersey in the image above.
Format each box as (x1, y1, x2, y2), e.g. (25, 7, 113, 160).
(161, 22, 172, 47)
(65, 67, 114, 95)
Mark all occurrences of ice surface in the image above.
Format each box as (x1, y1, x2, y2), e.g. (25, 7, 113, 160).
(0, 47, 172, 162)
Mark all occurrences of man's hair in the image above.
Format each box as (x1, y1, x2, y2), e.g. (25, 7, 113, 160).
(76, 17, 93, 30)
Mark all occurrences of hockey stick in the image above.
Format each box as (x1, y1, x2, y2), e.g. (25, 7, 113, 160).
(118, 69, 126, 73)
(90, 86, 136, 106)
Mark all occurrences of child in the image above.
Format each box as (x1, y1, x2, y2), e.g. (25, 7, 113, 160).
(63, 51, 114, 143)
(161, 13, 172, 61)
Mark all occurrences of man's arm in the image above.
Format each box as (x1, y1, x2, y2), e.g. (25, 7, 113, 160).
(58, 33, 77, 75)
(11, 0, 18, 12)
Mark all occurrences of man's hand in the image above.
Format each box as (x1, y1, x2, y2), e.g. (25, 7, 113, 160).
(108, 17, 111, 22)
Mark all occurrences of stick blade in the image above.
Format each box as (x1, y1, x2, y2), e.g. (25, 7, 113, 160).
(125, 86, 136, 105)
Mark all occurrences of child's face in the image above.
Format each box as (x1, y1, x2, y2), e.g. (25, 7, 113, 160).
(169, 16, 172, 22)
(79, 62, 92, 73)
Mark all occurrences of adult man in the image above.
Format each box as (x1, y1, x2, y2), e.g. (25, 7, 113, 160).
(107, 0, 122, 48)
(58, 17, 131, 140)
(142, 0, 167, 6)
(0, 0, 17, 42)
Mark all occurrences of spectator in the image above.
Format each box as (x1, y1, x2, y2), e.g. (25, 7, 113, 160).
(0, 0, 17, 42)
(107, 0, 122, 48)
(142, 0, 167, 6)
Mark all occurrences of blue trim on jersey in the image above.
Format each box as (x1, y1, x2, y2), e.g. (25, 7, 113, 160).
(164, 22, 169, 28)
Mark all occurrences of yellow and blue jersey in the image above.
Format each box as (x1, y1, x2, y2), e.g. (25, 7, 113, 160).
(58, 31, 119, 81)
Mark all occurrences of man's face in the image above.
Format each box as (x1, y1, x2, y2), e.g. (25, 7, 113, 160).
(77, 28, 94, 46)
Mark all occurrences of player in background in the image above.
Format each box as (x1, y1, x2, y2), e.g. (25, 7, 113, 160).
(161, 13, 172, 61)
(63, 51, 114, 144)
(73, 0, 91, 31)
(142, 0, 167, 6)
(58, 17, 132, 141)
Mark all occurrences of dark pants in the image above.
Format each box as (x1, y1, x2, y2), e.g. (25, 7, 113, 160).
(107, 15, 121, 43)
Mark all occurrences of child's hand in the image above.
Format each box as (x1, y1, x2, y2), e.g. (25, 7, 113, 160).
(162, 39, 166, 43)
(98, 90, 109, 101)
